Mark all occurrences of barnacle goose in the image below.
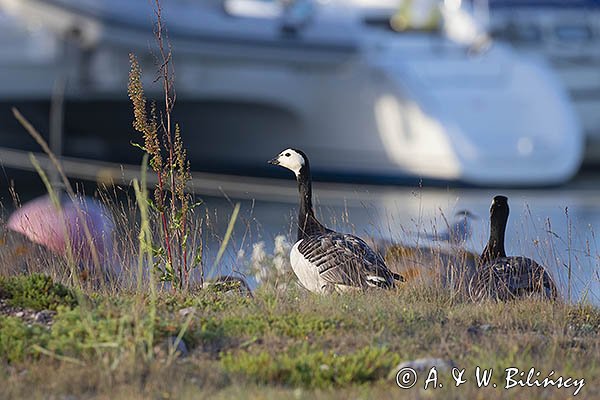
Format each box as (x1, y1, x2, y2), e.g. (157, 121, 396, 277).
(268, 148, 402, 293)
(469, 196, 559, 301)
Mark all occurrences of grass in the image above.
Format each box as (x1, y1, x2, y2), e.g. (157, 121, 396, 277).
(0, 273, 598, 399)
(0, 1, 597, 398)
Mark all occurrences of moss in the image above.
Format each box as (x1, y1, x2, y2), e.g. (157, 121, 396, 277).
(221, 346, 399, 388)
(0, 274, 77, 311)
(0, 316, 50, 362)
(46, 305, 132, 359)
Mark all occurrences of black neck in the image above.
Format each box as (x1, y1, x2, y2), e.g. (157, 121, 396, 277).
(296, 165, 326, 241)
(481, 210, 507, 264)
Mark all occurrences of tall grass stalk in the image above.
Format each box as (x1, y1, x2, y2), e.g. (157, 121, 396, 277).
(31, 344, 86, 366)
(127, 0, 198, 290)
(28, 153, 78, 284)
(212, 203, 241, 273)
(133, 157, 157, 361)
(12, 107, 103, 283)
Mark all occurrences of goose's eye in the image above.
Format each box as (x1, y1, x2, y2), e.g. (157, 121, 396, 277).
(285, 153, 291, 157)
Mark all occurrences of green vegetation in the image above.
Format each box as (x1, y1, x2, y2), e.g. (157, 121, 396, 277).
(0, 273, 77, 311)
(0, 1, 597, 399)
(221, 346, 398, 388)
(0, 316, 50, 363)
(0, 274, 598, 399)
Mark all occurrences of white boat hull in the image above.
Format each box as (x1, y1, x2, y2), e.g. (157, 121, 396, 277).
(0, 0, 584, 186)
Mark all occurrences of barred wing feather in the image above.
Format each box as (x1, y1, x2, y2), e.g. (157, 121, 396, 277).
(297, 233, 395, 289)
(469, 256, 558, 301)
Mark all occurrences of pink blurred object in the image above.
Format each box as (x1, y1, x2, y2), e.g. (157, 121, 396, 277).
(7, 194, 114, 266)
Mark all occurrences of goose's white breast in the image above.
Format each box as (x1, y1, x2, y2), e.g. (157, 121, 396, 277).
(290, 240, 324, 293)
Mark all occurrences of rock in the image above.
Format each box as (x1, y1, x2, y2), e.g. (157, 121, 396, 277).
(0, 299, 54, 328)
(388, 357, 455, 380)
(202, 275, 253, 297)
(34, 310, 54, 324)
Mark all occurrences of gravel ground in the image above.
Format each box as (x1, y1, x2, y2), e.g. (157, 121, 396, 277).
(0, 298, 55, 328)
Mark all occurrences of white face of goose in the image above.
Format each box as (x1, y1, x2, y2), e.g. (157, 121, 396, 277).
(269, 148, 305, 176)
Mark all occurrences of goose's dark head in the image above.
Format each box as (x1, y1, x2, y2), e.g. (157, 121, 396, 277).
(268, 148, 308, 177)
(490, 195, 509, 226)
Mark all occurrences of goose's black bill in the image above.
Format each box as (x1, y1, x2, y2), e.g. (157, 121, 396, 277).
(268, 157, 280, 165)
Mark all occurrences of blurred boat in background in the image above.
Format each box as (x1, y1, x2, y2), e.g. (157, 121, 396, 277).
(488, 0, 600, 164)
(0, 0, 583, 187)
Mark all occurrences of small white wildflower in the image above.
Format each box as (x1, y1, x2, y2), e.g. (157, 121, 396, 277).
(273, 235, 291, 275)
(274, 235, 291, 254)
(251, 241, 268, 284)
(251, 241, 266, 265)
